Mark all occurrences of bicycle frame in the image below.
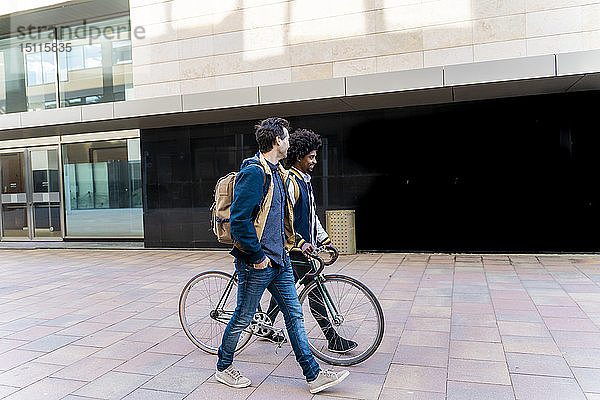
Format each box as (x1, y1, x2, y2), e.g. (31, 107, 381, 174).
(215, 273, 237, 313)
(209, 254, 337, 333)
(293, 258, 341, 324)
(209, 270, 280, 335)
(179, 245, 384, 365)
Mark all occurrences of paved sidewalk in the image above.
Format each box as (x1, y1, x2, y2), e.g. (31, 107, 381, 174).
(0, 242, 144, 250)
(0, 250, 599, 400)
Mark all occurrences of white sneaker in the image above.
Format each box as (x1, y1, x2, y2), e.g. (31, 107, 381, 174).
(308, 369, 350, 394)
(215, 365, 251, 388)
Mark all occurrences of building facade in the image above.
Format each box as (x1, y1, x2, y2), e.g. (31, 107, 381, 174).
(0, 0, 599, 251)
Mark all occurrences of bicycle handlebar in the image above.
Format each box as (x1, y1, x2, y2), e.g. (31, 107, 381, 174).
(299, 245, 339, 283)
(321, 244, 339, 266)
(306, 252, 325, 276)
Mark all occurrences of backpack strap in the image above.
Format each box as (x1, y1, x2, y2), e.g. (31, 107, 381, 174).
(245, 159, 268, 209)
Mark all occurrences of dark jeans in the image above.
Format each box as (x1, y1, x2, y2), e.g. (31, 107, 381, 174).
(217, 257, 320, 382)
(266, 251, 336, 341)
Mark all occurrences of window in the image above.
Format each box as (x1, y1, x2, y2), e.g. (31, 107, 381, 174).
(25, 52, 43, 86)
(112, 40, 132, 65)
(58, 16, 133, 108)
(25, 51, 56, 86)
(62, 138, 142, 237)
(83, 44, 102, 68)
(66, 45, 84, 71)
(0, 14, 133, 114)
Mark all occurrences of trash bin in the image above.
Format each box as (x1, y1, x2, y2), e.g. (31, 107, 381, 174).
(325, 210, 356, 255)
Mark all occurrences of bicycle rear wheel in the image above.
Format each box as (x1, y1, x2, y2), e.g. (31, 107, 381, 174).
(298, 274, 384, 366)
(179, 271, 252, 354)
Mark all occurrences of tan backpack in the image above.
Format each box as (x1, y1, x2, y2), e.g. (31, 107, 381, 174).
(211, 172, 238, 244)
(210, 160, 266, 244)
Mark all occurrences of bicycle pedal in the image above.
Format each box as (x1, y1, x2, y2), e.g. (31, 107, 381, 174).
(274, 333, 286, 353)
(261, 329, 286, 344)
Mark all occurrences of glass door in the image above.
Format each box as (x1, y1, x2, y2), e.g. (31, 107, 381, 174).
(0, 151, 29, 238)
(0, 147, 63, 240)
(30, 148, 61, 238)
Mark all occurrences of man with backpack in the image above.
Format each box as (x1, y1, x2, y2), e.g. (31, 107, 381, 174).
(214, 117, 349, 394)
(265, 128, 358, 353)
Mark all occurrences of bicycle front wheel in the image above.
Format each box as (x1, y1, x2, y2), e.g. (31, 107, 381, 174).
(179, 271, 252, 354)
(298, 274, 384, 366)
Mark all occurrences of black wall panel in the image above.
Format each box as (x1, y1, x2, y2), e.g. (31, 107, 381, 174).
(142, 91, 600, 252)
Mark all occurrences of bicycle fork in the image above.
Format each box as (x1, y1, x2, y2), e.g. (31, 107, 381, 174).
(306, 261, 343, 326)
(314, 277, 344, 325)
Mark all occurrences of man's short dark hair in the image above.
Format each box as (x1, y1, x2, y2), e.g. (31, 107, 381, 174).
(255, 117, 290, 153)
(284, 128, 322, 168)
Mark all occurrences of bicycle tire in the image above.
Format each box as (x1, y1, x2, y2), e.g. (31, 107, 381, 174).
(179, 271, 252, 354)
(298, 274, 384, 366)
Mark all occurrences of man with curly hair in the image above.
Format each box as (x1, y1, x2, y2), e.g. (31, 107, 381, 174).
(216, 118, 349, 395)
(265, 128, 358, 353)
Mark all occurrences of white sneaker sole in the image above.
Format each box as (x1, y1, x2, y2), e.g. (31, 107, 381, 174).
(215, 373, 252, 388)
(258, 335, 287, 344)
(309, 370, 350, 394)
(328, 343, 358, 353)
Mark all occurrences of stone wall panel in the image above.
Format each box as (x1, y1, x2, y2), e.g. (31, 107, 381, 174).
(126, 0, 600, 97)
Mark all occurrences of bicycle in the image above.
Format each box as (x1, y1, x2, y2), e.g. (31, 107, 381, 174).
(178, 246, 385, 366)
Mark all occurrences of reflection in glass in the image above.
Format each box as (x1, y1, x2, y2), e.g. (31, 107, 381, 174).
(0, 33, 58, 113)
(34, 204, 60, 237)
(25, 52, 43, 86)
(62, 138, 142, 237)
(67, 46, 84, 71)
(1, 36, 29, 114)
(2, 205, 29, 237)
(42, 51, 57, 84)
(1, 152, 26, 194)
(84, 44, 102, 68)
(23, 34, 58, 111)
(1, 15, 133, 114)
(58, 16, 133, 107)
(112, 41, 132, 65)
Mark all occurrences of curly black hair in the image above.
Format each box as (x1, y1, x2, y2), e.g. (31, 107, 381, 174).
(284, 128, 322, 169)
(255, 117, 290, 153)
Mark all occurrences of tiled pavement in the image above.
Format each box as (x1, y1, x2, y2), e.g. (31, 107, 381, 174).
(0, 250, 600, 400)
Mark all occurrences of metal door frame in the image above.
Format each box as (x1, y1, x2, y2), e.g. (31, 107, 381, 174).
(0, 145, 64, 241)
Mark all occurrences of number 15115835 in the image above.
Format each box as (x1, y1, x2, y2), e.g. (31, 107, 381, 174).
(20, 42, 72, 53)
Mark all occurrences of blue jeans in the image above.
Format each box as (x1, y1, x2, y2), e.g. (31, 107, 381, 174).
(216, 257, 321, 382)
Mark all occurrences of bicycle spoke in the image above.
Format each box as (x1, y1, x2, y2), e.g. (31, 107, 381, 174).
(180, 272, 251, 354)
